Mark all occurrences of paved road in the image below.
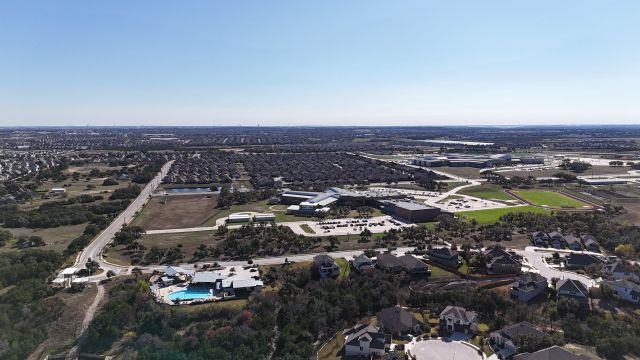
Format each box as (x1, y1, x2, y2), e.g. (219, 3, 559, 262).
(515, 247, 598, 287)
(76, 160, 174, 273)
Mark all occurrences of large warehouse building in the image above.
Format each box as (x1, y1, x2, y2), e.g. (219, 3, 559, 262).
(383, 201, 442, 222)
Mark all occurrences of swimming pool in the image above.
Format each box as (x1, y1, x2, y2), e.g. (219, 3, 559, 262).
(167, 288, 211, 301)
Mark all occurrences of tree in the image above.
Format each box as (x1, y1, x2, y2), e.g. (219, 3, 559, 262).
(106, 270, 115, 278)
(0, 229, 13, 246)
(327, 235, 340, 250)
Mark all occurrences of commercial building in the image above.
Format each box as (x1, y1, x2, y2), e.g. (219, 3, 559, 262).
(383, 201, 441, 222)
(412, 153, 544, 168)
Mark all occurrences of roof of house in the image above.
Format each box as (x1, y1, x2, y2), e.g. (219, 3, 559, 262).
(314, 254, 337, 267)
(439, 305, 477, 323)
(495, 321, 547, 340)
(377, 253, 404, 268)
(490, 255, 520, 266)
(192, 271, 226, 283)
(565, 253, 605, 267)
(377, 306, 418, 333)
(353, 254, 373, 266)
(399, 254, 428, 270)
(221, 278, 264, 289)
(547, 231, 564, 239)
(483, 247, 511, 258)
(513, 346, 589, 360)
(344, 324, 388, 350)
(605, 277, 640, 291)
(557, 279, 589, 297)
(517, 272, 548, 284)
(164, 265, 194, 277)
(563, 235, 582, 245)
(429, 247, 458, 259)
(530, 231, 549, 239)
(580, 234, 597, 243)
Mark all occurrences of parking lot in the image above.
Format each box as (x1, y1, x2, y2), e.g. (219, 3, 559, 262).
(284, 215, 414, 237)
(427, 195, 511, 213)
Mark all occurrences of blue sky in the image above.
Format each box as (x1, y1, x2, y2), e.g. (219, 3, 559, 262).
(1, 0, 639, 126)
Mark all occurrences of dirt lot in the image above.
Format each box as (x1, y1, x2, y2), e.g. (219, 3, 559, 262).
(133, 194, 219, 230)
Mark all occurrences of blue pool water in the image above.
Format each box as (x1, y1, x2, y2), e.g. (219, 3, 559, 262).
(165, 187, 212, 194)
(167, 288, 211, 301)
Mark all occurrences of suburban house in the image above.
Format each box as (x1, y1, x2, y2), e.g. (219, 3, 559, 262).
(377, 306, 420, 335)
(439, 305, 478, 334)
(427, 247, 460, 269)
(343, 323, 390, 357)
(564, 253, 606, 270)
(563, 235, 583, 251)
(547, 231, 565, 249)
(556, 279, 589, 304)
(352, 254, 375, 274)
(490, 322, 548, 358)
(484, 247, 521, 275)
(313, 254, 340, 278)
(604, 277, 640, 304)
(513, 345, 589, 360)
(604, 262, 640, 282)
(399, 254, 431, 275)
(580, 234, 600, 253)
(376, 253, 404, 273)
(530, 231, 550, 247)
(510, 272, 548, 302)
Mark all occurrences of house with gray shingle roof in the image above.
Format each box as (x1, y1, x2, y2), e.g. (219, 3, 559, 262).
(604, 277, 640, 304)
(439, 305, 478, 334)
(490, 321, 548, 358)
(513, 345, 589, 360)
(377, 306, 420, 335)
(556, 279, 589, 304)
(511, 272, 548, 302)
(343, 323, 390, 357)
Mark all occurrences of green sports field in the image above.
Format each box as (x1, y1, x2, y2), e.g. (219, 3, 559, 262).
(512, 190, 588, 208)
(460, 184, 514, 201)
(459, 206, 551, 224)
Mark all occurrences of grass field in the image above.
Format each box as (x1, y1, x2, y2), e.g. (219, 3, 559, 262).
(459, 206, 551, 224)
(460, 184, 515, 201)
(132, 194, 219, 230)
(0, 224, 87, 253)
(513, 190, 588, 208)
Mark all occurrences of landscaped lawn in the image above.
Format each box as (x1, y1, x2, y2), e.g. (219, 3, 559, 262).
(300, 224, 316, 234)
(460, 184, 514, 201)
(459, 205, 550, 224)
(512, 190, 588, 208)
(335, 258, 351, 280)
(430, 264, 456, 278)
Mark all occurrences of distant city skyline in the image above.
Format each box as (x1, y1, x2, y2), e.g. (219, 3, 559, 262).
(1, 0, 639, 126)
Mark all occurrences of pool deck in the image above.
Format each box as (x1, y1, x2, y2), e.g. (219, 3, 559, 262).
(153, 283, 222, 305)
